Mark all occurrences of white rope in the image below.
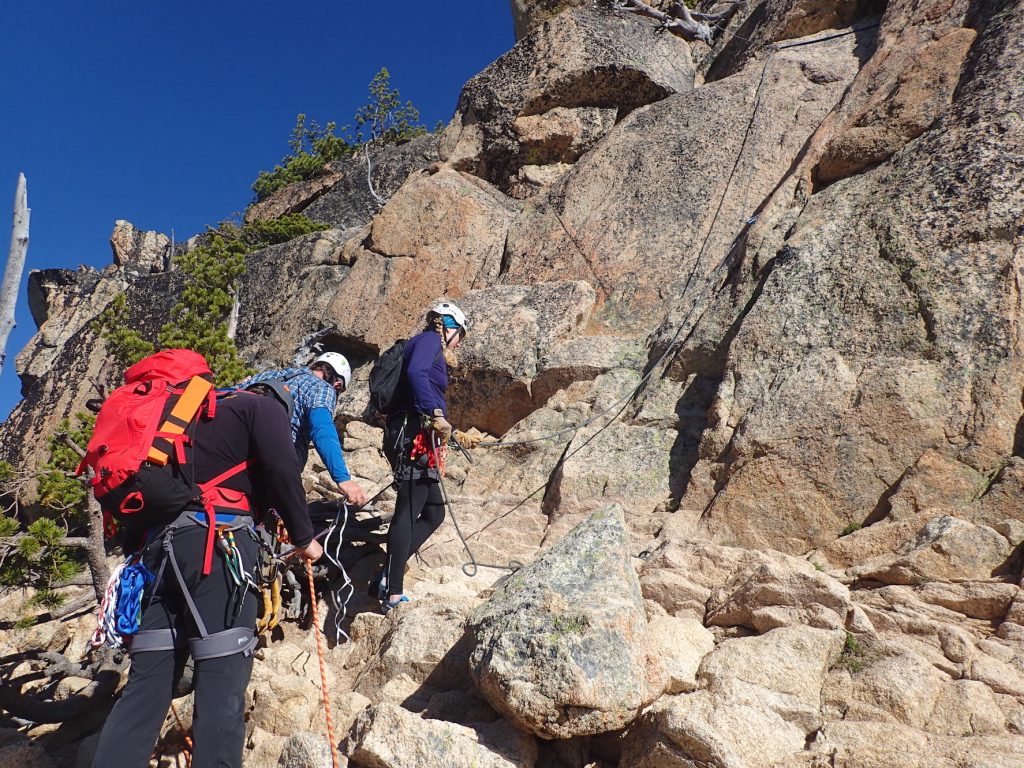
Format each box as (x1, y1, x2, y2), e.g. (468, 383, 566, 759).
(321, 504, 353, 644)
(90, 560, 128, 649)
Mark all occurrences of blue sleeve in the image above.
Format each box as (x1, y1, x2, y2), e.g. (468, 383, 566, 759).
(308, 407, 351, 483)
(406, 335, 445, 416)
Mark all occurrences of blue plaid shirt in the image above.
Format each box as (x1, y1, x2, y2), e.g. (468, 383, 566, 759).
(244, 367, 336, 467)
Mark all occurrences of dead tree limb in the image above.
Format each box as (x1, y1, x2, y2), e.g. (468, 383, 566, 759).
(0, 173, 29, 378)
(614, 0, 743, 43)
(0, 649, 121, 723)
(0, 592, 94, 629)
(83, 495, 110, 601)
(364, 144, 388, 207)
(58, 432, 111, 599)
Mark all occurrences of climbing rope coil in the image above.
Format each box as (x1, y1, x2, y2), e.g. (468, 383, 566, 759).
(90, 557, 155, 649)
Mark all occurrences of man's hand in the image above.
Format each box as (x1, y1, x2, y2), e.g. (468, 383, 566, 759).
(453, 429, 483, 449)
(293, 539, 323, 563)
(338, 479, 368, 507)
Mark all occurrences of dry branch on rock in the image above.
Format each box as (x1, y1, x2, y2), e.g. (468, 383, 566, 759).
(0, 647, 122, 724)
(613, 0, 742, 44)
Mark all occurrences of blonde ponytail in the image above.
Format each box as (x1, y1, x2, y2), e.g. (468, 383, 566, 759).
(433, 316, 458, 367)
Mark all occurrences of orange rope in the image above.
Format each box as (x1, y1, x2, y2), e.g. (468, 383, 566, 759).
(306, 559, 340, 768)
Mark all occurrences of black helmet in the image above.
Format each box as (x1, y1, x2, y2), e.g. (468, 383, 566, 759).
(244, 378, 295, 417)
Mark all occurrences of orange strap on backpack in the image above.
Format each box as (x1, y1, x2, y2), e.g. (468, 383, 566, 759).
(147, 377, 215, 465)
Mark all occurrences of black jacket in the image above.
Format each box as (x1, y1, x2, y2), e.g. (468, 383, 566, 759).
(186, 391, 314, 546)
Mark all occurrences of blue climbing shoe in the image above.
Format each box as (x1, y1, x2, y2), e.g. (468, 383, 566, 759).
(380, 596, 409, 615)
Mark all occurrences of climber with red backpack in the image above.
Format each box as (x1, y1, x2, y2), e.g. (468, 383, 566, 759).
(370, 301, 482, 613)
(84, 349, 321, 768)
(242, 352, 369, 507)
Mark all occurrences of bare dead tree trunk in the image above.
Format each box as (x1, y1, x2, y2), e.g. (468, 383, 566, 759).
(84, 495, 110, 602)
(59, 433, 110, 601)
(227, 290, 240, 341)
(0, 173, 29, 377)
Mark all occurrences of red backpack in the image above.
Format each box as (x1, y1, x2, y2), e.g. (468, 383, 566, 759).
(78, 349, 217, 533)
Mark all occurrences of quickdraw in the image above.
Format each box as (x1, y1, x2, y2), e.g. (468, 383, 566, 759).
(216, 525, 260, 620)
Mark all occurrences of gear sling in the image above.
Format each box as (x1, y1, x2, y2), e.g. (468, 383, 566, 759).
(80, 349, 260, 656)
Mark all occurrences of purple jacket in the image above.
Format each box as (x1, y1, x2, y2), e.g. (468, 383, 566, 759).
(399, 331, 448, 418)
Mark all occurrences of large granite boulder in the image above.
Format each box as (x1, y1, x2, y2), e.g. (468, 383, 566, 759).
(345, 702, 537, 768)
(446, 281, 598, 434)
(349, 597, 478, 704)
(323, 169, 519, 352)
(850, 516, 1017, 586)
(622, 626, 844, 767)
(468, 504, 666, 738)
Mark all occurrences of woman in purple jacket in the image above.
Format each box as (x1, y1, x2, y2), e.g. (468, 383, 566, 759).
(375, 301, 475, 612)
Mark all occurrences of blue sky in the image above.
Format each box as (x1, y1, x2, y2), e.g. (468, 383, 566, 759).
(0, 1, 514, 419)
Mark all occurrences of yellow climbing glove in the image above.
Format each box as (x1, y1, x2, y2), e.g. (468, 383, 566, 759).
(453, 429, 483, 449)
(429, 410, 452, 443)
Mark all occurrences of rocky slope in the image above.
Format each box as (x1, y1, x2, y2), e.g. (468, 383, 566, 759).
(2, 0, 1023, 766)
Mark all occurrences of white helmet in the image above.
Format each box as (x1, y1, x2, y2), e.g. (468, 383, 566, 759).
(428, 300, 469, 333)
(313, 352, 352, 389)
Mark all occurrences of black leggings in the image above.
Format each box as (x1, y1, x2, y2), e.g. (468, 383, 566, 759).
(386, 475, 445, 595)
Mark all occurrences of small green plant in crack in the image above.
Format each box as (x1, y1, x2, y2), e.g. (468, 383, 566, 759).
(832, 631, 866, 673)
(839, 522, 862, 537)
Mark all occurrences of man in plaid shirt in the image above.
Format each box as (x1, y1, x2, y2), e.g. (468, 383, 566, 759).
(244, 352, 368, 506)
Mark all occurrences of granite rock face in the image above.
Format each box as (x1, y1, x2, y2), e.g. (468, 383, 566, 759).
(248, 133, 439, 229)
(501, 29, 860, 331)
(685, 0, 1024, 554)
(440, 6, 695, 191)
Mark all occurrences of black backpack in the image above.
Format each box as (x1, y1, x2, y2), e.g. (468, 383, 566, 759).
(368, 340, 408, 415)
(368, 339, 443, 415)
